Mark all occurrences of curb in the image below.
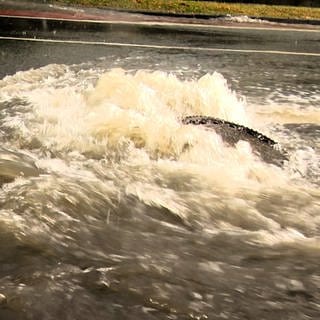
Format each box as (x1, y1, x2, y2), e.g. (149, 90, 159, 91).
(0, 1, 320, 26)
(111, 8, 320, 26)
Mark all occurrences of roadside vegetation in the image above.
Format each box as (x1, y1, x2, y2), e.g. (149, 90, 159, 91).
(56, 0, 320, 20)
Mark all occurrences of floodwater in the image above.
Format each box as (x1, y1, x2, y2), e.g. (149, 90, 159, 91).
(0, 17, 320, 320)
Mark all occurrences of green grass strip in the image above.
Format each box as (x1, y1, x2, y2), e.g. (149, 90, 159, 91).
(56, 0, 320, 20)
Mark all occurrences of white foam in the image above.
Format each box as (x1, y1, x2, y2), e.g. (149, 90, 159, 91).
(223, 14, 274, 24)
(1, 64, 319, 243)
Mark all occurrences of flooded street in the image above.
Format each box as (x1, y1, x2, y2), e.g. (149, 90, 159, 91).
(0, 14, 320, 320)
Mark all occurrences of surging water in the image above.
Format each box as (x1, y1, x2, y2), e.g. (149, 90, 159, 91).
(0, 64, 319, 320)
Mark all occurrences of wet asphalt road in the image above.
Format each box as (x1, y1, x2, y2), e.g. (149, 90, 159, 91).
(0, 9, 320, 320)
(1, 15, 320, 77)
(0, 15, 319, 104)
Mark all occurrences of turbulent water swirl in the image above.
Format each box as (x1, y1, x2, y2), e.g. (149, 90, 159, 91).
(0, 65, 319, 320)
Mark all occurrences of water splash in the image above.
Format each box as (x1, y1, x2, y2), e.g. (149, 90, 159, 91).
(0, 64, 319, 242)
